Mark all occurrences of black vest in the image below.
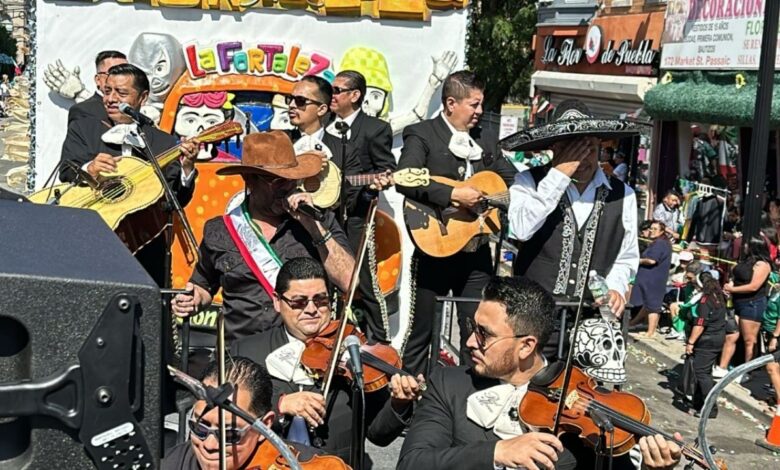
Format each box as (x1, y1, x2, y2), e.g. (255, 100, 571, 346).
(513, 167, 626, 299)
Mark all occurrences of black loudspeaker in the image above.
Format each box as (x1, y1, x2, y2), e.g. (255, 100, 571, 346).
(0, 201, 163, 469)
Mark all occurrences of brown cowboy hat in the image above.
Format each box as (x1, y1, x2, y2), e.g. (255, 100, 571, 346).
(217, 131, 323, 179)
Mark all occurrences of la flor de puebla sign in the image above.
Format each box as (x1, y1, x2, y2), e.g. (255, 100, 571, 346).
(541, 26, 658, 69)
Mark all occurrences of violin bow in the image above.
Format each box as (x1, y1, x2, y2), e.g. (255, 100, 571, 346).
(321, 198, 380, 401)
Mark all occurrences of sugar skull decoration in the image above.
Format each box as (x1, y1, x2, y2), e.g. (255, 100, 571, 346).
(339, 46, 394, 118)
(573, 318, 627, 384)
(270, 94, 294, 131)
(129, 33, 187, 123)
(174, 91, 236, 161)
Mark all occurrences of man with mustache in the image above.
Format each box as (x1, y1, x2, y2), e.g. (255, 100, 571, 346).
(58, 63, 197, 286)
(172, 131, 355, 342)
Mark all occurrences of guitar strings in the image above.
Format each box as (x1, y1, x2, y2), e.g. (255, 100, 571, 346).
(65, 128, 235, 207)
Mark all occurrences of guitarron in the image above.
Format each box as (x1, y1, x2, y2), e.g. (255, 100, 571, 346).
(403, 170, 508, 258)
(29, 122, 243, 253)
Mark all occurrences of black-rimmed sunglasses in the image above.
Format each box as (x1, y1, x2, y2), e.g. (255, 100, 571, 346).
(332, 86, 356, 95)
(277, 293, 331, 310)
(188, 419, 251, 444)
(284, 95, 322, 108)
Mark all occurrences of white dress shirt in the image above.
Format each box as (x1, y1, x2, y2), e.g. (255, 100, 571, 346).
(509, 167, 639, 297)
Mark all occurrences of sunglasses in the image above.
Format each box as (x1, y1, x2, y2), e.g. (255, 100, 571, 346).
(332, 86, 356, 95)
(465, 317, 528, 352)
(278, 293, 331, 310)
(285, 95, 322, 108)
(188, 419, 251, 444)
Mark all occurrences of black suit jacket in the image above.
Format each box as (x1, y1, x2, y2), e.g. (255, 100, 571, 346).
(398, 366, 577, 470)
(346, 111, 396, 173)
(67, 92, 108, 124)
(58, 116, 194, 206)
(231, 325, 411, 464)
(396, 115, 517, 208)
(58, 116, 195, 286)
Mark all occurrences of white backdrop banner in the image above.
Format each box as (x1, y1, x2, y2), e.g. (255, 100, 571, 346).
(36, 0, 468, 348)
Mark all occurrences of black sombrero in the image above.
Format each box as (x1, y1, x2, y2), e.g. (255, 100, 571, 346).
(500, 100, 650, 152)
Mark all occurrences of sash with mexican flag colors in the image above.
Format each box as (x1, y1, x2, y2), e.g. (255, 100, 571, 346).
(223, 196, 282, 298)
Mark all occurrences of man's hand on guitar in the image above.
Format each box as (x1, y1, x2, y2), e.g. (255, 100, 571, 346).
(180, 140, 198, 176)
(369, 170, 394, 192)
(171, 282, 210, 318)
(451, 186, 484, 209)
(87, 153, 119, 178)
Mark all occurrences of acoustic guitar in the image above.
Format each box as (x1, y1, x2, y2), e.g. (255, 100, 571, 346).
(300, 160, 430, 208)
(403, 171, 508, 258)
(29, 122, 242, 253)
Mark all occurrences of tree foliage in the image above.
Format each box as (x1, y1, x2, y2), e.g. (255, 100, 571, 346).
(0, 25, 17, 60)
(466, 1, 537, 112)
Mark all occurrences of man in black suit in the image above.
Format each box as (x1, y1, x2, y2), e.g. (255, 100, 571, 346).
(58, 63, 197, 285)
(398, 277, 684, 470)
(288, 75, 364, 218)
(395, 70, 517, 376)
(231, 257, 424, 467)
(328, 70, 396, 343)
(67, 50, 127, 124)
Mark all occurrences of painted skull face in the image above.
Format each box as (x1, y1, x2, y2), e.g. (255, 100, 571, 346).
(362, 86, 387, 117)
(175, 106, 226, 137)
(128, 33, 185, 103)
(271, 106, 293, 130)
(573, 318, 627, 384)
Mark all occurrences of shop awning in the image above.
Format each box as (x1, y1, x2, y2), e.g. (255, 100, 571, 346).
(530, 70, 657, 103)
(644, 70, 780, 127)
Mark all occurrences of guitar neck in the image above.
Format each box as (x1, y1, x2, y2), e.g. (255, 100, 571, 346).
(156, 146, 184, 170)
(346, 173, 384, 186)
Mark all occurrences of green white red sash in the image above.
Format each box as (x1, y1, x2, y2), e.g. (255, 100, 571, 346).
(223, 197, 282, 298)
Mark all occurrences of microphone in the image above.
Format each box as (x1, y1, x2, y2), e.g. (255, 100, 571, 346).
(63, 160, 99, 189)
(118, 102, 155, 127)
(484, 198, 508, 211)
(296, 202, 326, 222)
(344, 335, 364, 389)
(589, 408, 614, 432)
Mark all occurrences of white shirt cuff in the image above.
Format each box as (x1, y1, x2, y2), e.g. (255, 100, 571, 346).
(180, 168, 196, 187)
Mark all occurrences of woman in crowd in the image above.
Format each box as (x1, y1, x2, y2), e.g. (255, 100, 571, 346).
(723, 236, 772, 367)
(685, 271, 727, 418)
(630, 220, 673, 338)
(665, 260, 703, 341)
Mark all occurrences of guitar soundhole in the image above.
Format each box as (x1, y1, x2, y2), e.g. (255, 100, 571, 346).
(98, 178, 133, 203)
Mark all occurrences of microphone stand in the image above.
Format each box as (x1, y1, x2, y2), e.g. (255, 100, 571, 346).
(348, 361, 366, 470)
(167, 366, 303, 470)
(335, 121, 350, 225)
(491, 204, 509, 276)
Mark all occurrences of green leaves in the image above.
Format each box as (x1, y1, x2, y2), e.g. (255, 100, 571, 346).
(466, 0, 537, 111)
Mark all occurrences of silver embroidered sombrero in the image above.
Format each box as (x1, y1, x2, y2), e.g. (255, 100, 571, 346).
(500, 101, 650, 152)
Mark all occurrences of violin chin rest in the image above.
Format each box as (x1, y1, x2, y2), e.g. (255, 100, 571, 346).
(531, 361, 565, 387)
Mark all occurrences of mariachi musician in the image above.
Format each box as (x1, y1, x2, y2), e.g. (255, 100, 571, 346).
(163, 356, 349, 470)
(395, 70, 517, 376)
(397, 277, 683, 470)
(58, 63, 198, 286)
(231, 257, 424, 466)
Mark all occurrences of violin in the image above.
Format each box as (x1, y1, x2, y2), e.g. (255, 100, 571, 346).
(300, 320, 422, 393)
(247, 439, 351, 470)
(519, 364, 727, 470)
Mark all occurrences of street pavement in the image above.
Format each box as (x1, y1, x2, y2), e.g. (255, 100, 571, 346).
(366, 339, 780, 469)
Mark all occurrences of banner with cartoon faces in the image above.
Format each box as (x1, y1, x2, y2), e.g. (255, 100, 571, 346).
(36, 1, 467, 183)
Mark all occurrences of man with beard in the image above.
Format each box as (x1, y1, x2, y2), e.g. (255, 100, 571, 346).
(231, 257, 424, 466)
(398, 277, 683, 470)
(171, 131, 354, 342)
(58, 63, 197, 286)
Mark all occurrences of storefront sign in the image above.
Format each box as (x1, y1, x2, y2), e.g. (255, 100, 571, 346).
(584, 26, 658, 67)
(543, 28, 658, 69)
(661, 0, 771, 69)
